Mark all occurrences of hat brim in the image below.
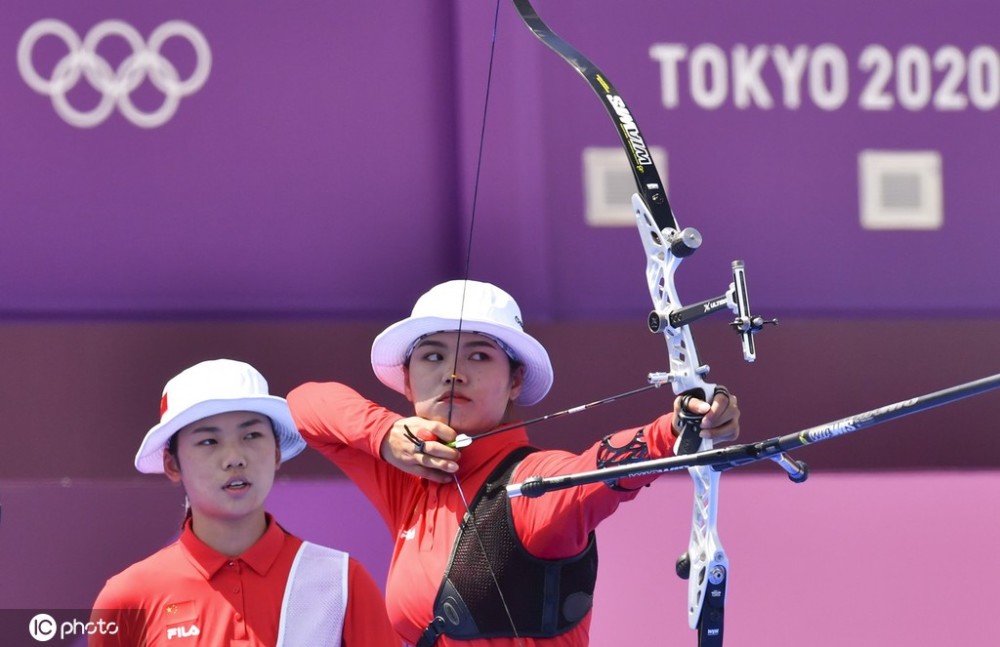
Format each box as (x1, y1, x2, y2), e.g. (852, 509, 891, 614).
(134, 396, 306, 474)
(371, 315, 553, 406)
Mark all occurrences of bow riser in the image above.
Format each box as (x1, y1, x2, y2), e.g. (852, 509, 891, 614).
(635, 197, 713, 396)
(687, 466, 727, 640)
(635, 193, 727, 639)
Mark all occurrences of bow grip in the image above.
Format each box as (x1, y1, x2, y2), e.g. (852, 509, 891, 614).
(674, 390, 708, 456)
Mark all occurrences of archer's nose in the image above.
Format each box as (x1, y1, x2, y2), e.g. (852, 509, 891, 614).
(224, 452, 248, 470)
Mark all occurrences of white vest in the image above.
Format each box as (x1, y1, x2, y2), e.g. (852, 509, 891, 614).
(276, 542, 349, 646)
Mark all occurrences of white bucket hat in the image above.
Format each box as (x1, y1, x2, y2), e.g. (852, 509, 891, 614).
(134, 359, 307, 474)
(371, 280, 553, 406)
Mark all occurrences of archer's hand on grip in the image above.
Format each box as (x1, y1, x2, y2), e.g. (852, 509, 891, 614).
(674, 390, 708, 456)
(673, 386, 740, 455)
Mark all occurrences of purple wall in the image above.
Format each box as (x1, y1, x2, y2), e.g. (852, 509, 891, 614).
(483, 0, 1000, 317)
(3, 0, 999, 318)
(3, 473, 998, 645)
(590, 471, 1000, 646)
(3, 1, 461, 316)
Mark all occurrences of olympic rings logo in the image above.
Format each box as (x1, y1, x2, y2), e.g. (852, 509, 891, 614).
(17, 19, 212, 128)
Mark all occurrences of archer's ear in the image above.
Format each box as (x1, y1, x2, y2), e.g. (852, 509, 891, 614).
(509, 364, 526, 402)
(402, 365, 415, 402)
(163, 449, 182, 483)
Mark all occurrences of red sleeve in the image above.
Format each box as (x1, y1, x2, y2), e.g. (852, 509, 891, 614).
(341, 558, 401, 647)
(288, 381, 399, 459)
(286, 381, 416, 535)
(511, 413, 677, 560)
(88, 582, 148, 647)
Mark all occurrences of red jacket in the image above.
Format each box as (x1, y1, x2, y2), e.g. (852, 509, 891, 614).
(289, 382, 678, 646)
(91, 515, 398, 646)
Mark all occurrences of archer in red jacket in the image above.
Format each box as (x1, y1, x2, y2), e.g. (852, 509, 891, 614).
(289, 280, 740, 647)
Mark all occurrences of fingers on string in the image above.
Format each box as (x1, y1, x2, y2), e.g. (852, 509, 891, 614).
(403, 425, 426, 455)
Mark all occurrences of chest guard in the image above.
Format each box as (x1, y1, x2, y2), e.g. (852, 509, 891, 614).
(417, 447, 598, 646)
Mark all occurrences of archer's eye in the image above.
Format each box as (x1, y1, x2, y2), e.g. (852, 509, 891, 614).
(196, 438, 217, 446)
(418, 351, 444, 362)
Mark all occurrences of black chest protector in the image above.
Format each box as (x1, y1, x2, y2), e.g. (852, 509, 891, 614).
(416, 447, 598, 647)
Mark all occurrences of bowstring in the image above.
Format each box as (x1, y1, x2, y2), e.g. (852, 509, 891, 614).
(447, 0, 523, 643)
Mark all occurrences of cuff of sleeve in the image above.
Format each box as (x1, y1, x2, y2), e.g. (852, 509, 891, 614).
(612, 414, 676, 492)
(648, 412, 678, 456)
(372, 416, 401, 459)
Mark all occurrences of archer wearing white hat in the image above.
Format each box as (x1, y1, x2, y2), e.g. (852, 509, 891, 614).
(91, 359, 399, 647)
(288, 280, 742, 647)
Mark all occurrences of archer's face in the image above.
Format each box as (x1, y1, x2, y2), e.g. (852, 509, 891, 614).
(163, 411, 280, 524)
(404, 332, 524, 435)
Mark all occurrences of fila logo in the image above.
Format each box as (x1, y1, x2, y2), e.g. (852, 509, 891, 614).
(166, 624, 201, 639)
